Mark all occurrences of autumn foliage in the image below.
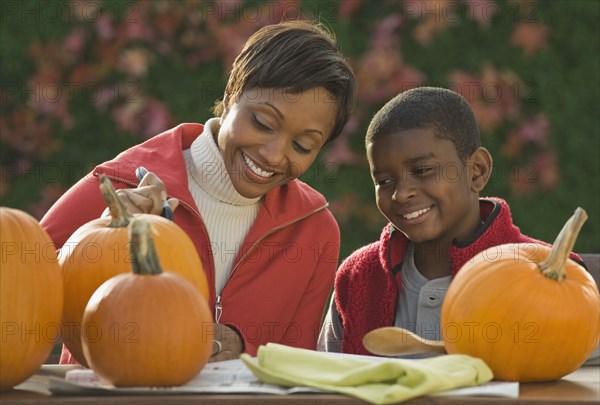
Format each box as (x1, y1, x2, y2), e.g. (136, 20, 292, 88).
(1, 0, 598, 258)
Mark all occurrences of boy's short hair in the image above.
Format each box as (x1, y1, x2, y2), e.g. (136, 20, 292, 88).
(365, 87, 480, 160)
(213, 20, 357, 144)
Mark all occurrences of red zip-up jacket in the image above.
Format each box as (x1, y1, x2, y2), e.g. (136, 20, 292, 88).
(41, 123, 340, 362)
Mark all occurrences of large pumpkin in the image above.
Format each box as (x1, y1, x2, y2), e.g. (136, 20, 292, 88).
(60, 176, 209, 367)
(441, 207, 599, 382)
(82, 217, 213, 386)
(0, 207, 63, 390)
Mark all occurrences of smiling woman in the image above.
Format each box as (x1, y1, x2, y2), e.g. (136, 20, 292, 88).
(216, 87, 337, 199)
(39, 19, 357, 369)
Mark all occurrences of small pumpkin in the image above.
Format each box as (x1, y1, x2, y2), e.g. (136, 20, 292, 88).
(441, 207, 599, 382)
(81, 217, 213, 386)
(0, 207, 63, 390)
(60, 175, 209, 367)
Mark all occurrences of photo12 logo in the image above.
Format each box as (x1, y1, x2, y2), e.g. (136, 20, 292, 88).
(1, 1, 139, 24)
(1, 82, 140, 105)
(443, 321, 540, 344)
(196, 1, 338, 24)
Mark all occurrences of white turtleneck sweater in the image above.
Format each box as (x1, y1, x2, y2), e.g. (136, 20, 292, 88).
(183, 118, 261, 295)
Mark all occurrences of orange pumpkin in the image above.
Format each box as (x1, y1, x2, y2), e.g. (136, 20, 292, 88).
(441, 207, 599, 382)
(60, 176, 209, 367)
(81, 217, 213, 386)
(0, 207, 63, 390)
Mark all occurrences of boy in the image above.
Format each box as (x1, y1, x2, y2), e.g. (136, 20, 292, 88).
(318, 87, 583, 355)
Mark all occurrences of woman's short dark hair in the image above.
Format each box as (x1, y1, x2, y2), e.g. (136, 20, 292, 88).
(366, 87, 481, 161)
(212, 20, 357, 144)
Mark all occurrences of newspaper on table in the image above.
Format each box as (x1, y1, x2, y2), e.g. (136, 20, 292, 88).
(49, 352, 519, 397)
(50, 358, 322, 395)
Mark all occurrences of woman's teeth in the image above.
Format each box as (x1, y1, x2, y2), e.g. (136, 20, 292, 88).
(244, 153, 275, 178)
(403, 207, 430, 220)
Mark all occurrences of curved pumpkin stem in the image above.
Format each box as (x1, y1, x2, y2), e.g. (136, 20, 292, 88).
(99, 175, 133, 228)
(538, 207, 588, 281)
(129, 218, 163, 276)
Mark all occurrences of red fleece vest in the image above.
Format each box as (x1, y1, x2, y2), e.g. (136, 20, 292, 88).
(335, 198, 583, 355)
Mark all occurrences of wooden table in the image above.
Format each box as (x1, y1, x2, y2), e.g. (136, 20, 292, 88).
(1, 365, 598, 404)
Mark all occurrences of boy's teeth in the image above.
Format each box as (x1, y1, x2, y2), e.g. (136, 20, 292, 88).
(244, 153, 274, 178)
(403, 207, 430, 220)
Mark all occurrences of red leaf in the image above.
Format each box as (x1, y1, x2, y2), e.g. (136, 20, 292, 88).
(329, 194, 359, 223)
(462, 0, 498, 27)
(510, 22, 549, 57)
(534, 151, 560, 190)
(117, 48, 153, 78)
(339, 0, 362, 19)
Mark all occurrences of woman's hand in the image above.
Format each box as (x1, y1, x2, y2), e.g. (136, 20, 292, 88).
(114, 170, 178, 216)
(209, 323, 244, 362)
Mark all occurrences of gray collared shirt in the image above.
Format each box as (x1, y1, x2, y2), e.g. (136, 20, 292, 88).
(317, 243, 452, 356)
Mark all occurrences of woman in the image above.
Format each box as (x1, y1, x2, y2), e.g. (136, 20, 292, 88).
(41, 20, 357, 363)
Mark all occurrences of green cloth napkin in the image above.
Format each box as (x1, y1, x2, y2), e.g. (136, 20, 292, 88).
(240, 343, 493, 405)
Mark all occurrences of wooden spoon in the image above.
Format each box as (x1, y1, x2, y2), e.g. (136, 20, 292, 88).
(362, 327, 446, 356)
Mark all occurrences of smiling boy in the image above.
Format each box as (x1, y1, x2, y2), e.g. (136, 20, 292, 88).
(318, 87, 583, 355)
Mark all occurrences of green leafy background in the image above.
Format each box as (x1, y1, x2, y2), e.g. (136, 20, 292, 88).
(2, 0, 599, 260)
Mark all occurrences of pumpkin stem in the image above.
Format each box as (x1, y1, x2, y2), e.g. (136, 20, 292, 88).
(129, 218, 163, 276)
(538, 207, 588, 281)
(99, 175, 133, 228)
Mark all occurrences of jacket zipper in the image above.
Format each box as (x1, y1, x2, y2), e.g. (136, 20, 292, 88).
(392, 273, 400, 326)
(387, 230, 400, 326)
(214, 295, 223, 323)
(215, 203, 329, 324)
